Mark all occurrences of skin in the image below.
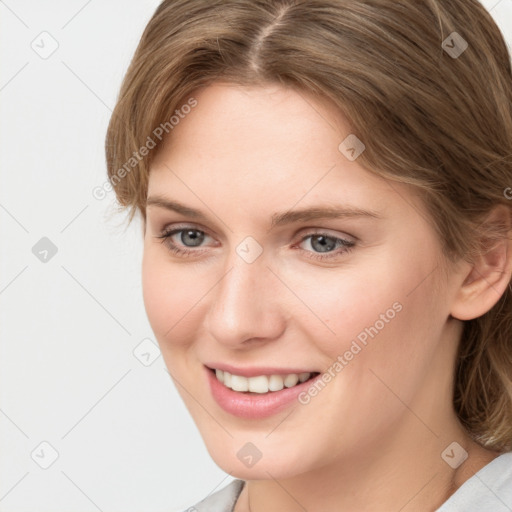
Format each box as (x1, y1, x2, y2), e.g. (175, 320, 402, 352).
(141, 82, 511, 511)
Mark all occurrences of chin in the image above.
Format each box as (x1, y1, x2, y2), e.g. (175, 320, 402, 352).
(202, 433, 319, 481)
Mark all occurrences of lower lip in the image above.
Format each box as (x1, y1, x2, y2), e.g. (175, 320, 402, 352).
(206, 366, 321, 419)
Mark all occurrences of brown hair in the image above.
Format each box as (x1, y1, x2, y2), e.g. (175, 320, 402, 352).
(105, 0, 512, 450)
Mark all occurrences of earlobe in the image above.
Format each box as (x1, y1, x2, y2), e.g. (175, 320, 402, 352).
(450, 205, 512, 321)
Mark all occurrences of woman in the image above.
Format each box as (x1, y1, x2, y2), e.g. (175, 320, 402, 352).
(105, 0, 512, 510)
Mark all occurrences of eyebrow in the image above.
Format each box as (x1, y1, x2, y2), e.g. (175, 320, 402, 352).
(146, 195, 382, 229)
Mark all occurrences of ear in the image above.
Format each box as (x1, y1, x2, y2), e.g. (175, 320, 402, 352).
(450, 205, 512, 321)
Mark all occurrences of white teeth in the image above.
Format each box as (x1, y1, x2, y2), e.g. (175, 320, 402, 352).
(284, 374, 299, 388)
(248, 375, 269, 393)
(268, 374, 284, 392)
(215, 370, 313, 393)
(231, 375, 249, 392)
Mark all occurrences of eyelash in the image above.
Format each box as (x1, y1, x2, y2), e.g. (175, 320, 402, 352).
(156, 226, 355, 261)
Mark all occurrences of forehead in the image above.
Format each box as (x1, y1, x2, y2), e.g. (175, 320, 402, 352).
(153, 82, 348, 165)
(147, 83, 421, 227)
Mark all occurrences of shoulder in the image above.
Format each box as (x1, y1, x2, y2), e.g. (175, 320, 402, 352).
(181, 479, 245, 512)
(436, 451, 512, 511)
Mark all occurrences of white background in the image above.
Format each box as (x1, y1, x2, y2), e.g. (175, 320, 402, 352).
(1, 1, 511, 510)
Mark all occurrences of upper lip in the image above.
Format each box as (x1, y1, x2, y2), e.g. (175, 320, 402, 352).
(205, 363, 318, 377)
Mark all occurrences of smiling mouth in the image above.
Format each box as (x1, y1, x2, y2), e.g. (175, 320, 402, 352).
(208, 367, 321, 394)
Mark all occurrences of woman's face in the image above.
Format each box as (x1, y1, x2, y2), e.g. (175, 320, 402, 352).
(142, 82, 462, 479)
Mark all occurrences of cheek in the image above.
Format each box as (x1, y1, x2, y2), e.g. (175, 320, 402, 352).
(294, 253, 441, 372)
(141, 248, 205, 348)
(285, 265, 401, 353)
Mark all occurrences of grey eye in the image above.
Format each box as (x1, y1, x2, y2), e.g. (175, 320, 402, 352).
(180, 230, 205, 247)
(309, 235, 337, 253)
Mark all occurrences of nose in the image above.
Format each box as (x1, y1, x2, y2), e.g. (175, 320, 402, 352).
(204, 247, 286, 348)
